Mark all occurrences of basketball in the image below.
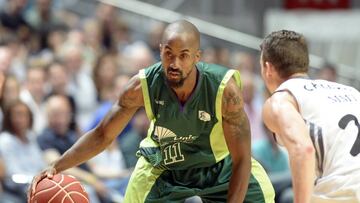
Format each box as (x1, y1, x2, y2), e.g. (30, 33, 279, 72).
(31, 174, 89, 203)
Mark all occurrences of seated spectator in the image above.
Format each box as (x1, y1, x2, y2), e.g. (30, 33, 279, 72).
(20, 66, 47, 134)
(25, 0, 66, 50)
(92, 53, 119, 102)
(60, 44, 97, 129)
(0, 100, 45, 201)
(0, 46, 12, 76)
(0, 75, 21, 131)
(46, 60, 78, 133)
(316, 63, 338, 82)
(120, 41, 155, 76)
(37, 94, 112, 203)
(147, 21, 165, 61)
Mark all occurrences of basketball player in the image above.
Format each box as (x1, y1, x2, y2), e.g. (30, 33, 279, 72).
(29, 20, 275, 202)
(260, 30, 360, 203)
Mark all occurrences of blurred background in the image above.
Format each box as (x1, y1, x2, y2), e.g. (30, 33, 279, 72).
(0, 0, 358, 202)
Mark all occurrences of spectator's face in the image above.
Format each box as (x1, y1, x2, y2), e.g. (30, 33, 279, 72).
(216, 48, 230, 67)
(48, 64, 68, 94)
(318, 68, 337, 82)
(98, 58, 117, 86)
(0, 47, 12, 72)
(83, 20, 102, 45)
(232, 52, 256, 73)
(47, 98, 72, 135)
(148, 23, 165, 48)
(65, 49, 83, 73)
(201, 47, 216, 64)
(160, 35, 200, 88)
(47, 30, 66, 51)
(96, 3, 116, 21)
(26, 69, 46, 100)
(2, 78, 20, 107)
(10, 103, 31, 134)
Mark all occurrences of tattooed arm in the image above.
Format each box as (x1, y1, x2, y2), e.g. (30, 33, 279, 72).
(29, 74, 144, 197)
(222, 78, 251, 203)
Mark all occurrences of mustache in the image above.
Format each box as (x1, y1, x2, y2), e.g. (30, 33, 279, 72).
(167, 67, 181, 74)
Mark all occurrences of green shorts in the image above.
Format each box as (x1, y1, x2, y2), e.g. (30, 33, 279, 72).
(124, 156, 275, 203)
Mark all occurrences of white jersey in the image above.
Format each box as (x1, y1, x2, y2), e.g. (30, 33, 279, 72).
(276, 78, 360, 202)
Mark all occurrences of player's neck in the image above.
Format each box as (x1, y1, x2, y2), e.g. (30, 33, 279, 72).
(269, 73, 308, 93)
(173, 68, 198, 103)
(289, 73, 308, 79)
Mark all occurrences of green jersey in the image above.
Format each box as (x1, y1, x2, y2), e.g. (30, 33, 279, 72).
(138, 62, 242, 170)
(125, 62, 275, 203)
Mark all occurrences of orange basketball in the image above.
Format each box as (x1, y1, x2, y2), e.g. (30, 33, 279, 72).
(31, 174, 89, 203)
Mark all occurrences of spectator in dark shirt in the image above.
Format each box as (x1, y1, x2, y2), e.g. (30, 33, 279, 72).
(37, 94, 105, 203)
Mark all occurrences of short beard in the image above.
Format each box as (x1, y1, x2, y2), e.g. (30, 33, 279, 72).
(166, 67, 186, 88)
(166, 77, 185, 88)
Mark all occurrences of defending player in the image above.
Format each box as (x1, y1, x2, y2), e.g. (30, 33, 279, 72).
(260, 30, 360, 203)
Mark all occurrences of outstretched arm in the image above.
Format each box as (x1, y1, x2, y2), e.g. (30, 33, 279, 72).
(29, 74, 144, 199)
(263, 91, 315, 203)
(222, 78, 251, 203)
(52, 74, 144, 173)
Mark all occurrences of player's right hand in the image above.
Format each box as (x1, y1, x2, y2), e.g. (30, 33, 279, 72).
(27, 166, 57, 203)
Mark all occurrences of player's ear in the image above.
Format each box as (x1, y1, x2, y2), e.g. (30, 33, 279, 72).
(264, 61, 274, 78)
(195, 49, 201, 63)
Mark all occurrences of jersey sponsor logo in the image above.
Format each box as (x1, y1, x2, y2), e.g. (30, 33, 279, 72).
(154, 126, 176, 140)
(153, 126, 198, 145)
(198, 110, 211, 121)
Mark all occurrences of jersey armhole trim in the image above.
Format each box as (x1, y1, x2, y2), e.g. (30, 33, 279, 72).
(139, 69, 154, 120)
(210, 69, 241, 162)
(272, 89, 301, 113)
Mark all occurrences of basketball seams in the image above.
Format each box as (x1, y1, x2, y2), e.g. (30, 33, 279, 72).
(62, 193, 74, 203)
(33, 174, 89, 203)
(33, 182, 59, 196)
(62, 191, 89, 203)
(47, 174, 65, 203)
(49, 178, 84, 203)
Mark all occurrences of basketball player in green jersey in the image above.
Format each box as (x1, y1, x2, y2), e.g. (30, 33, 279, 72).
(29, 20, 274, 203)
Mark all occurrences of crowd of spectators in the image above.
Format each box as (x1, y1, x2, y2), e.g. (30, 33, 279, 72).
(0, 0, 339, 202)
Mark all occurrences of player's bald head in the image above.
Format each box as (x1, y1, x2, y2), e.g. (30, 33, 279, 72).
(161, 20, 200, 49)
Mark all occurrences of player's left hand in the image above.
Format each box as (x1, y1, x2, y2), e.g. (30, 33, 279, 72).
(27, 166, 57, 203)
